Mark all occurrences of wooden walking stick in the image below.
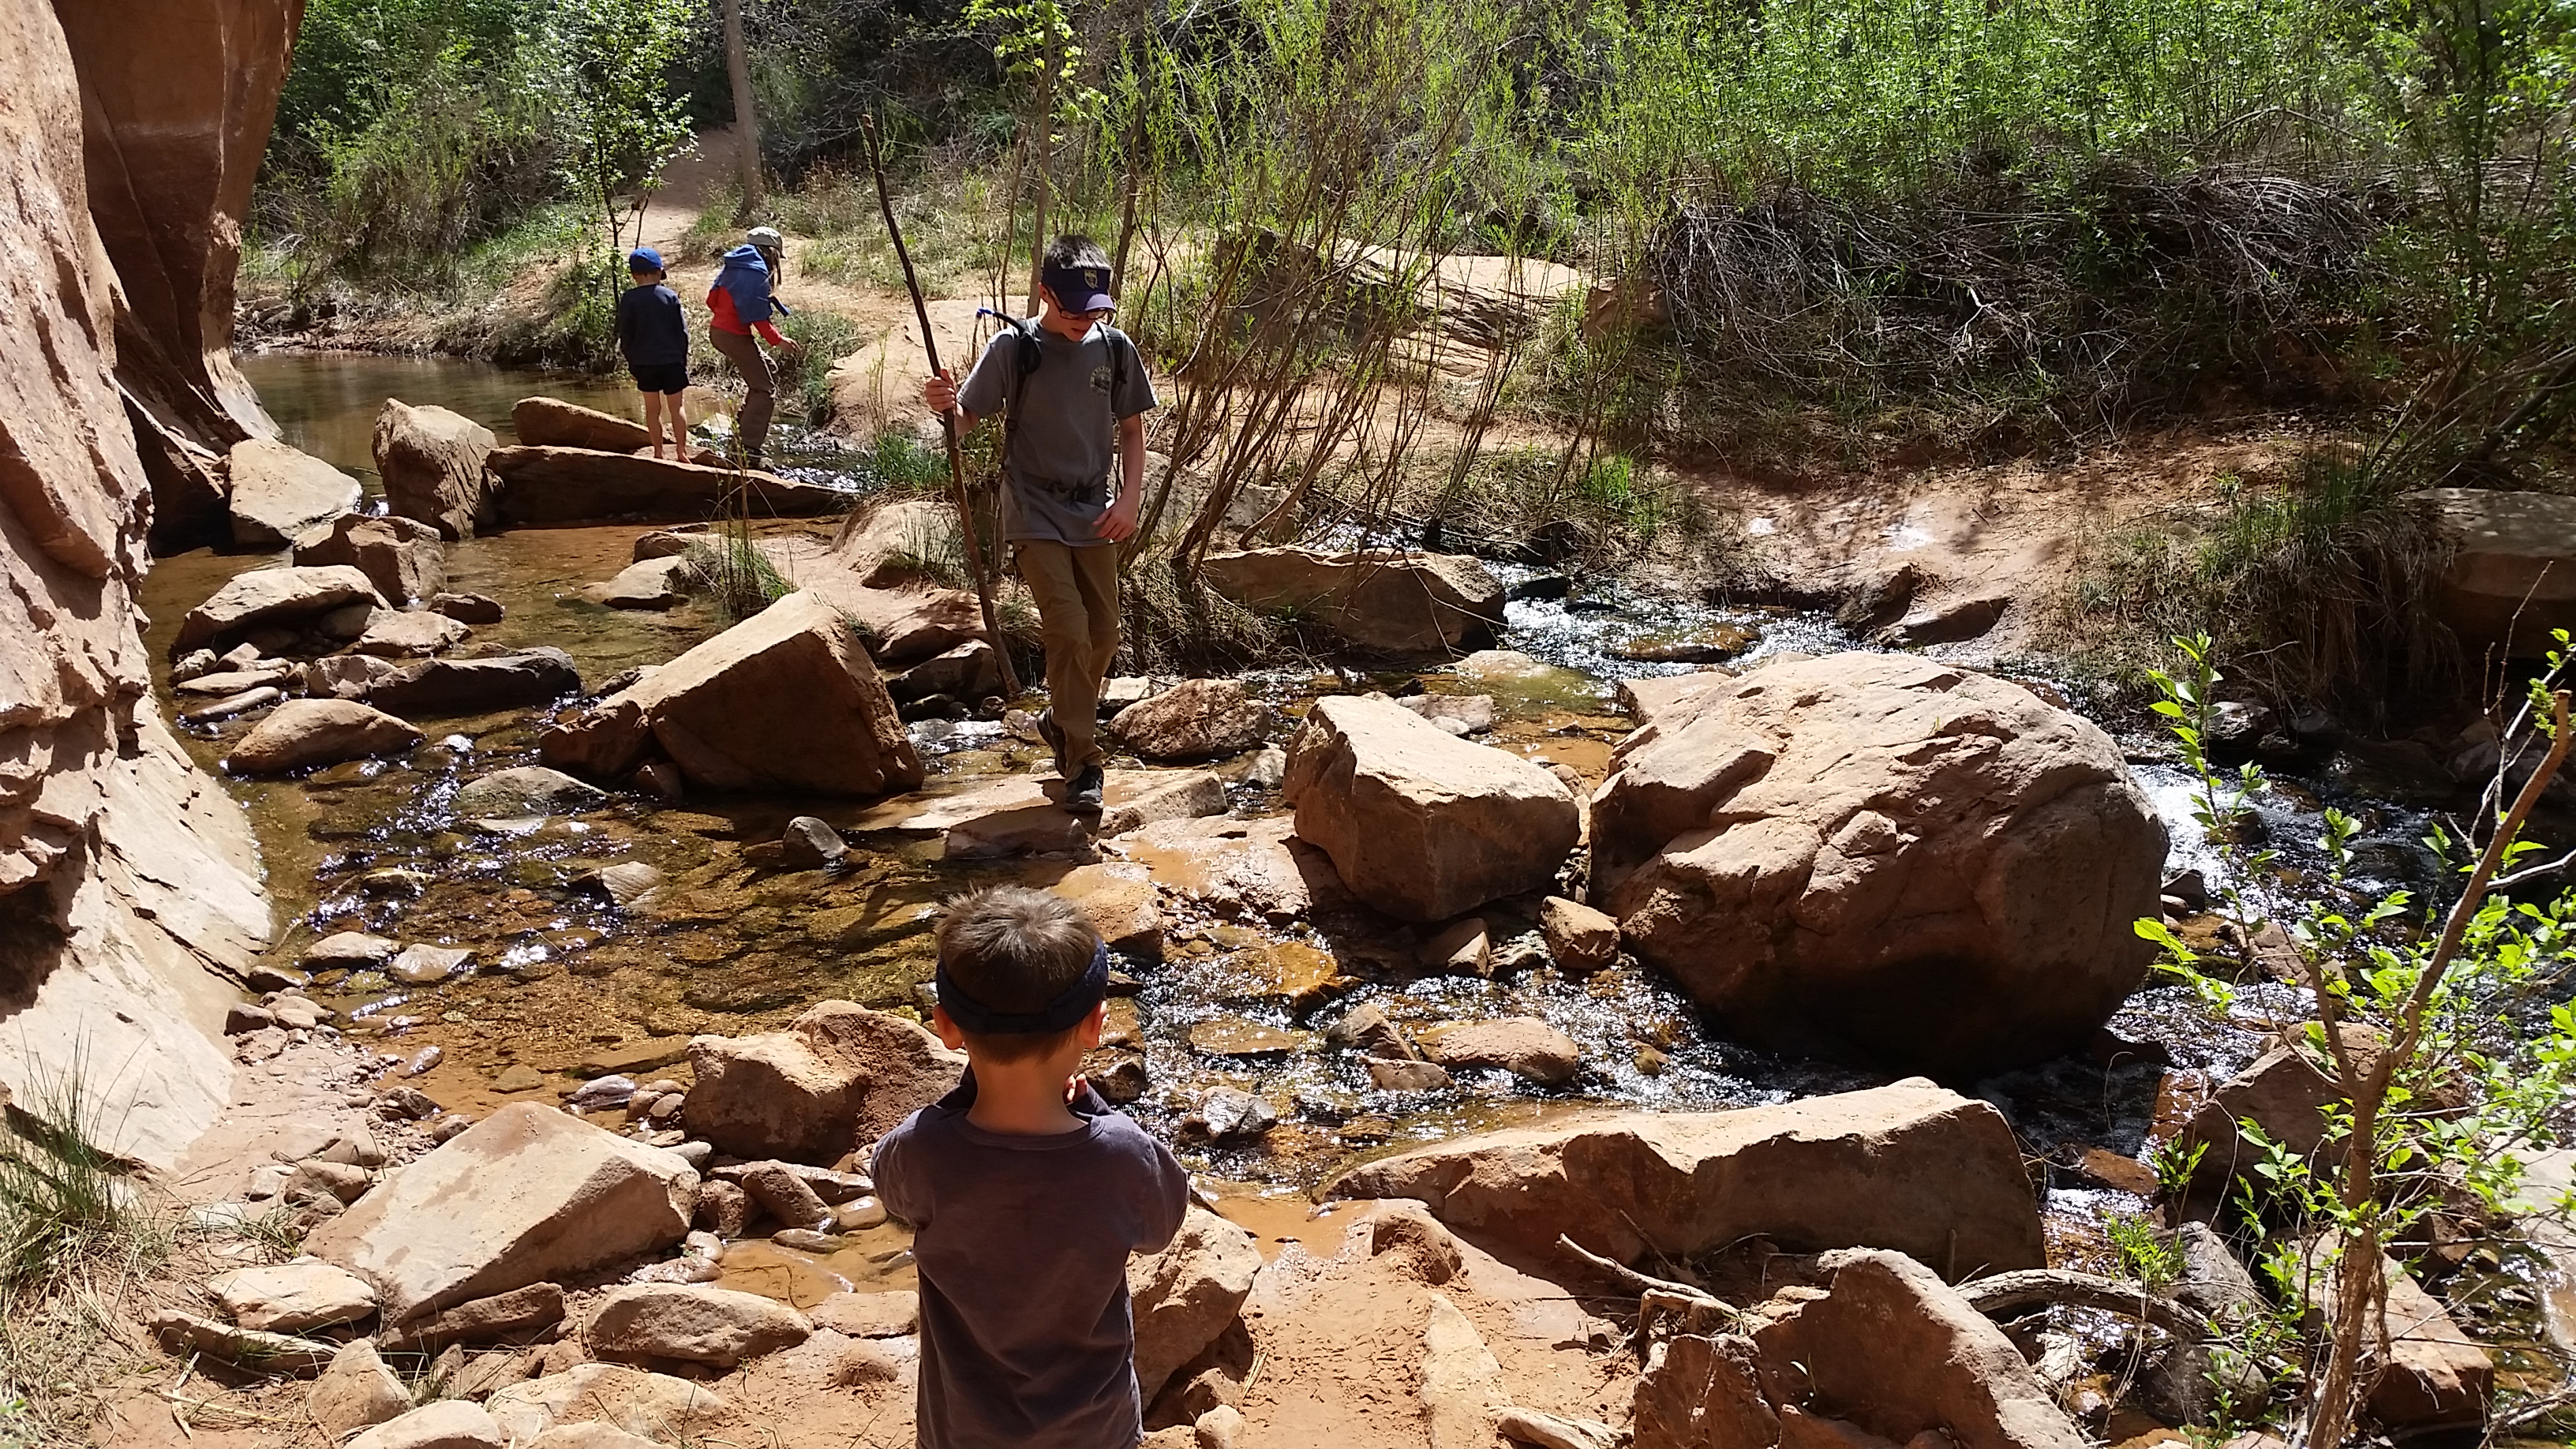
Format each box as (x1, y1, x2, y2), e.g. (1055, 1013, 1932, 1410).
(860, 114, 1020, 697)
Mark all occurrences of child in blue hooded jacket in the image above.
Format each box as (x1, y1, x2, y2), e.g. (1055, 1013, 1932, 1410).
(707, 227, 802, 468)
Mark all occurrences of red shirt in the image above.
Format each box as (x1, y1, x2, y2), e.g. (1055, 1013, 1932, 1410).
(707, 285, 786, 346)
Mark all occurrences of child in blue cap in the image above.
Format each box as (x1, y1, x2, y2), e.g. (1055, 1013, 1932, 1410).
(873, 886, 1189, 1449)
(617, 247, 690, 459)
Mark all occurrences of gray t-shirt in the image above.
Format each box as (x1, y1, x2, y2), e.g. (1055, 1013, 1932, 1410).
(957, 318, 1158, 545)
(873, 1073, 1190, 1449)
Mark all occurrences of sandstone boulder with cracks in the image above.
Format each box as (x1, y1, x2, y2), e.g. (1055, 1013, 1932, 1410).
(309, 1341, 413, 1440)
(1203, 547, 1505, 657)
(227, 436, 360, 550)
(376, 399, 498, 539)
(295, 511, 447, 603)
(1595, 652, 2166, 1078)
(359, 648, 582, 718)
(1423, 1018, 1582, 1086)
(1632, 1249, 2079, 1449)
(1327, 1079, 2043, 1278)
(307, 1102, 696, 1324)
(585, 1282, 812, 1368)
(486, 447, 842, 525)
(176, 564, 387, 652)
(224, 699, 424, 775)
(485, 1365, 727, 1445)
(541, 591, 921, 796)
(346, 1399, 505, 1449)
(685, 1001, 964, 1163)
(1129, 1206, 1262, 1404)
(1113, 678, 1279, 762)
(1284, 694, 1578, 922)
(511, 397, 651, 453)
(207, 1258, 378, 1332)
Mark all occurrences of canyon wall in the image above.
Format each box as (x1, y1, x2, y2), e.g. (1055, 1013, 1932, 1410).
(0, 0, 279, 1165)
(56, 0, 298, 549)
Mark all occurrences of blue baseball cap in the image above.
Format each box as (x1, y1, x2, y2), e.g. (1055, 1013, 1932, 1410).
(627, 246, 665, 271)
(1040, 261, 1115, 313)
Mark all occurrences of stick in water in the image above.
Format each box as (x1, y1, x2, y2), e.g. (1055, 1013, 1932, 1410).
(859, 114, 1020, 698)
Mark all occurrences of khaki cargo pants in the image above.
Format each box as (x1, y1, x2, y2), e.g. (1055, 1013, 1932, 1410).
(1015, 540, 1120, 772)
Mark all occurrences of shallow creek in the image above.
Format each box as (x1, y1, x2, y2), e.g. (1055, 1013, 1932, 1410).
(157, 356, 2562, 1353)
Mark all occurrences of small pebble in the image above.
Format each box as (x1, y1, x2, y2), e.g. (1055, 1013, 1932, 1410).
(773, 1228, 847, 1253)
(835, 1196, 888, 1232)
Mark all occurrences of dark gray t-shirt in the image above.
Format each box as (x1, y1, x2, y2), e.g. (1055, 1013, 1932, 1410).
(873, 1074, 1190, 1449)
(957, 319, 1158, 545)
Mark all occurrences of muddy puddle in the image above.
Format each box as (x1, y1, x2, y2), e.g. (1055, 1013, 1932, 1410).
(163, 354, 2491, 1265)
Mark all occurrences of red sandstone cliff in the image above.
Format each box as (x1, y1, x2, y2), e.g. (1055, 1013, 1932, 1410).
(0, 0, 279, 1163)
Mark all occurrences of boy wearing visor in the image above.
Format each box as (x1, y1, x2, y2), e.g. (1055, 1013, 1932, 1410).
(923, 235, 1156, 813)
(874, 886, 1189, 1449)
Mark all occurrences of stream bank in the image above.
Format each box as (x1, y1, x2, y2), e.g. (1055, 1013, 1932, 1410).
(123, 351, 2576, 1448)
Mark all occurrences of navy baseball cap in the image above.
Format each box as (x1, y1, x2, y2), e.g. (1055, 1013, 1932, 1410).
(1040, 261, 1115, 313)
(627, 246, 665, 271)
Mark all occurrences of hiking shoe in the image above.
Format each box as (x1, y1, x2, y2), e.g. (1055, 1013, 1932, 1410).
(1036, 708, 1069, 776)
(1064, 762, 1106, 814)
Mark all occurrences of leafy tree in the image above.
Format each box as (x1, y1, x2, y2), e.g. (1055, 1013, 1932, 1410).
(552, 0, 702, 260)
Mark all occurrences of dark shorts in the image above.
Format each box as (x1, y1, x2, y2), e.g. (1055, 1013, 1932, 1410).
(631, 361, 688, 395)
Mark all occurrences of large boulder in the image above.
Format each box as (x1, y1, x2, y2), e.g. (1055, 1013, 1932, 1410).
(683, 1001, 964, 1163)
(227, 436, 361, 550)
(1283, 694, 1578, 922)
(358, 648, 582, 718)
(1203, 547, 1504, 657)
(485, 447, 845, 525)
(306, 1102, 697, 1324)
(512, 397, 652, 453)
(375, 399, 497, 540)
(1634, 1249, 2081, 1449)
(208, 1260, 380, 1332)
(1326, 1080, 2044, 1278)
(1128, 1206, 1261, 1403)
(455, 766, 608, 820)
(583, 1283, 811, 1369)
(1112, 678, 1279, 761)
(352, 608, 470, 658)
(2411, 487, 2576, 658)
(540, 591, 922, 796)
(1596, 653, 2166, 1078)
(224, 699, 423, 775)
(175, 564, 386, 652)
(294, 511, 446, 604)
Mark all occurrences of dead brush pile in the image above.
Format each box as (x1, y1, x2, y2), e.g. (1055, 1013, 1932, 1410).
(1649, 155, 2387, 445)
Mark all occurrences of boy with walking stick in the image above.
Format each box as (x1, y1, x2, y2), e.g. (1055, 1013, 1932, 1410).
(923, 237, 1154, 813)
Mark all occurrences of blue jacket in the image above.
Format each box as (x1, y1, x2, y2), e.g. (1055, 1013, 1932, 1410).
(713, 245, 792, 327)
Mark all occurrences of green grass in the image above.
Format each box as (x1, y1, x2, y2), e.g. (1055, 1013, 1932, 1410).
(0, 1063, 175, 1449)
(2046, 452, 2452, 709)
(777, 309, 866, 427)
(850, 429, 950, 492)
(682, 530, 794, 623)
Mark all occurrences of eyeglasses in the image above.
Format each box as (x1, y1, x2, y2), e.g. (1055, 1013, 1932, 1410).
(1070, 306, 1115, 321)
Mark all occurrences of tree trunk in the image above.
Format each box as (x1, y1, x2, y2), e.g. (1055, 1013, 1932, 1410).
(722, 0, 763, 213)
(1022, 43, 1054, 315)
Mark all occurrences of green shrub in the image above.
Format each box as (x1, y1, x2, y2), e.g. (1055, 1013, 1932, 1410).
(777, 309, 866, 426)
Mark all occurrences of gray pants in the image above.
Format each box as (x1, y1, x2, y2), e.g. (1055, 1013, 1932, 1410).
(710, 328, 775, 459)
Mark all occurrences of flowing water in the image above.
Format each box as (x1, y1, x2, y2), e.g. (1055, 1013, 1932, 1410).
(160, 354, 2520, 1282)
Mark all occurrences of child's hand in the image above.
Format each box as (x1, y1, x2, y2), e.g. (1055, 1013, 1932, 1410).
(1064, 1073, 1088, 1104)
(923, 368, 958, 414)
